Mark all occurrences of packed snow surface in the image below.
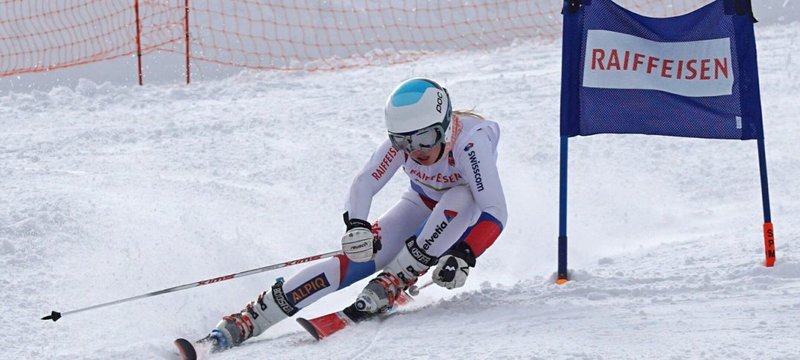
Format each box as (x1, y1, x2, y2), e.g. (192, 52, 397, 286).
(2, 22, 799, 360)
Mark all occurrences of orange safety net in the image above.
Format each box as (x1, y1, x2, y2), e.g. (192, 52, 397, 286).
(0, 0, 183, 77)
(0, 0, 708, 78)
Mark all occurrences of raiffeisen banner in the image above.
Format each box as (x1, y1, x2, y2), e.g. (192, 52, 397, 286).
(560, 0, 764, 140)
(583, 30, 734, 97)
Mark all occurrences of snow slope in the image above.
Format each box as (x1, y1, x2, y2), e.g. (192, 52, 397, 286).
(2, 21, 799, 360)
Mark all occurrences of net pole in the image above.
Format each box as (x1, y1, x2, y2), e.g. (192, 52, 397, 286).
(184, 0, 191, 84)
(134, 0, 143, 85)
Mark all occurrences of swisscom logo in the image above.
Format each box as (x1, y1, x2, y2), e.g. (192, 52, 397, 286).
(464, 143, 484, 192)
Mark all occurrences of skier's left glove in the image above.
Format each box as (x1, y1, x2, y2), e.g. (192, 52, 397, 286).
(432, 242, 476, 289)
(341, 212, 381, 263)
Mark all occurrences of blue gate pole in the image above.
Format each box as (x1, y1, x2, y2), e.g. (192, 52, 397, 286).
(557, 135, 569, 283)
(757, 137, 776, 267)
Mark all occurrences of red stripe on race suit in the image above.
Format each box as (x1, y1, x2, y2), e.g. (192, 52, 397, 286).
(463, 220, 502, 257)
(336, 254, 349, 286)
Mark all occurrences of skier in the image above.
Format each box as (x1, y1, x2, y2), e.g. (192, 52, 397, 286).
(203, 78, 507, 350)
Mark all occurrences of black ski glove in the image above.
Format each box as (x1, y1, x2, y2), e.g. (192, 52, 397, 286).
(432, 242, 476, 289)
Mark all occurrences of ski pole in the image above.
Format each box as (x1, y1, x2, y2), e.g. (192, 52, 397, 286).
(42, 249, 343, 322)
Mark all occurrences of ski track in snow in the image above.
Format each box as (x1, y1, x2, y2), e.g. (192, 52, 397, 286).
(1, 24, 799, 360)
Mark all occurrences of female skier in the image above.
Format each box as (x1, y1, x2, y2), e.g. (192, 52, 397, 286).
(203, 77, 507, 350)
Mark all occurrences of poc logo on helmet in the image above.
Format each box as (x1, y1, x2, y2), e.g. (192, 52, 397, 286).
(435, 91, 443, 113)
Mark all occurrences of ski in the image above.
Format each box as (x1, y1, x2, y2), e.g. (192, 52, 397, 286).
(296, 287, 417, 341)
(174, 283, 431, 356)
(296, 311, 351, 341)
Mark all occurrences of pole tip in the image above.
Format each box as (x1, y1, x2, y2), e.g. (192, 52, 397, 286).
(42, 311, 62, 322)
(556, 272, 570, 285)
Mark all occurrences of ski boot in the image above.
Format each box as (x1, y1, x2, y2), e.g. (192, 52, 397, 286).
(207, 283, 295, 350)
(196, 329, 229, 352)
(341, 272, 412, 322)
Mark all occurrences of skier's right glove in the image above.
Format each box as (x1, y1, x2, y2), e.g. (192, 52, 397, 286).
(341, 213, 380, 263)
(432, 242, 476, 289)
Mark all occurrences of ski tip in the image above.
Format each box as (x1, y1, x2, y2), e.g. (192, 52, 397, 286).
(174, 338, 198, 360)
(41, 311, 62, 322)
(296, 318, 321, 341)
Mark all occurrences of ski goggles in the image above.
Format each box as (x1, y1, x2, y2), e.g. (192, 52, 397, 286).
(388, 123, 445, 153)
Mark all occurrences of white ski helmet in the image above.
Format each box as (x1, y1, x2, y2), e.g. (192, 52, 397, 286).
(385, 78, 452, 152)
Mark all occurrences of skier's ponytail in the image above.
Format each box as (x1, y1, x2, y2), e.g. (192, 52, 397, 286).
(453, 109, 485, 120)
